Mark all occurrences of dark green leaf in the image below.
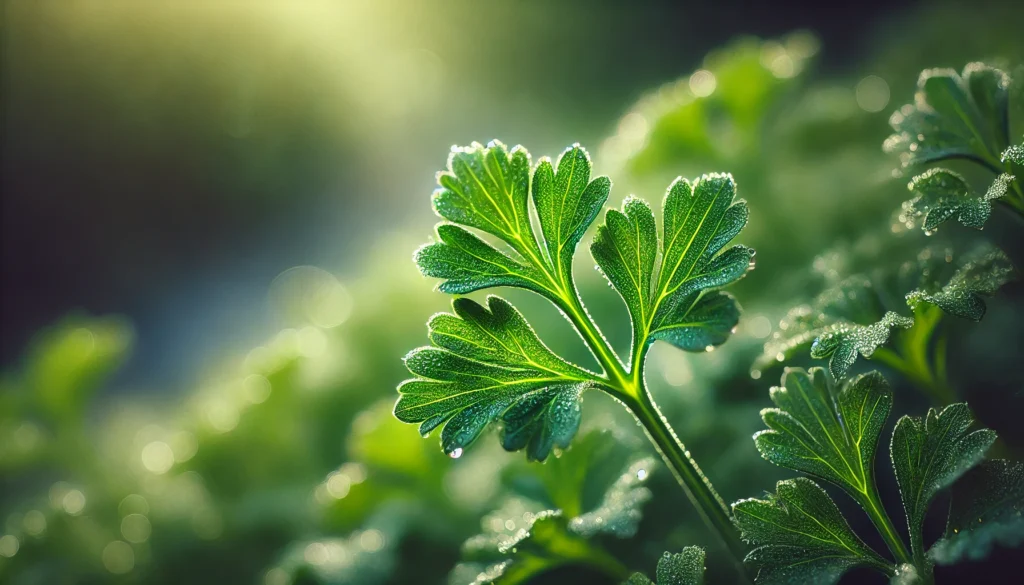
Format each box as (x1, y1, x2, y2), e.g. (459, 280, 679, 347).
(884, 63, 1010, 170)
(396, 296, 600, 461)
(929, 460, 1024, 564)
(899, 168, 1011, 232)
(592, 174, 750, 355)
(905, 243, 1015, 321)
(756, 276, 912, 380)
(755, 368, 891, 502)
(569, 456, 656, 538)
(891, 404, 996, 560)
(625, 547, 706, 585)
(733, 478, 888, 585)
(455, 451, 653, 584)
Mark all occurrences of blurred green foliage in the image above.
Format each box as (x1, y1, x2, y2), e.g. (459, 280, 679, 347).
(2, 2, 1023, 585)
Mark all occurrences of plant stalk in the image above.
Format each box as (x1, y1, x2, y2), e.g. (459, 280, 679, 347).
(554, 287, 751, 581)
(629, 386, 749, 564)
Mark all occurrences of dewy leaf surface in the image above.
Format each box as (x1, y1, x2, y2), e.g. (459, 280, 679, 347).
(899, 168, 1012, 232)
(417, 141, 609, 298)
(733, 478, 888, 585)
(884, 63, 1011, 170)
(905, 243, 1015, 321)
(755, 368, 891, 501)
(454, 452, 653, 585)
(756, 276, 913, 379)
(625, 547, 706, 585)
(929, 459, 1024, 565)
(396, 296, 600, 461)
(591, 173, 751, 358)
(890, 403, 996, 561)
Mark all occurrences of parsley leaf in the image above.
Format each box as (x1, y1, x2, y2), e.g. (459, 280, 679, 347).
(733, 477, 889, 585)
(591, 175, 752, 356)
(417, 141, 608, 299)
(625, 547, 706, 585)
(929, 459, 1024, 565)
(905, 243, 1015, 321)
(396, 296, 600, 461)
(755, 368, 891, 502)
(740, 367, 1004, 582)
(453, 450, 655, 584)
(759, 241, 1014, 382)
(756, 277, 912, 379)
(884, 63, 1011, 171)
(891, 403, 996, 563)
(900, 168, 1013, 232)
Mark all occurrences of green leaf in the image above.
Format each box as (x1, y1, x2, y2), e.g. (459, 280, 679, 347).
(454, 451, 653, 584)
(1003, 143, 1024, 165)
(755, 368, 891, 502)
(417, 141, 608, 298)
(905, 243, 1015, 321)
(569, 456, 656, 538)
(591, 174, 751, 355)
(756, 276, 912, 379)
(533, 146, 612, 282)
(808, 311, 914, 381)
(929, 459, 1024, 564)
(885, 63, 1010, 171)
(899, 168, 1012, 232)
(891, 403, 996, 561)
(733, 478, 888, 585)
(396, 296, 599, 461)
(625, 547, 706, 585)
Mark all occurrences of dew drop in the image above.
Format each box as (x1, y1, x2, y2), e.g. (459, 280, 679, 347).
(636, 469, 648, 481)
(448, 448, 463, 459)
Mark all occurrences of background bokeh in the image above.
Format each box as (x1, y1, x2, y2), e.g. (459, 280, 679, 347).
(2, 1, 1022, 584)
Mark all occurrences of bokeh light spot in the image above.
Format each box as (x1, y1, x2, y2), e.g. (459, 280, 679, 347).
(689, 69, 716, 97)
(855, 75, 890, 112)
(121, 513, 152, 543)
(102, 540, 135, 574)
(63, 489, 86, 515)
(141, 441, 175, 474)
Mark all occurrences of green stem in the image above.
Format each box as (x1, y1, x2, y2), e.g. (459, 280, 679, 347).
(628, 386, 748, 563)
(861, 488, 913, 566)
(553, 286, 751, 581)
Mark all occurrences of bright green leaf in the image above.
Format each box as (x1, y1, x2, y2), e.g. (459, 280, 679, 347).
(733, 478, 888, 585)
(396, 296, 600, 461)
(884, 63, 1010, 171)
(417, 141, 608, 299)
(625, 547, 706, 585)
(891, 403, 996, 561)
(929, 459, 1024, 564)
(755, 368, 891, 501)
(592, 174, 751, 356)
(533, 145, 611, 283)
